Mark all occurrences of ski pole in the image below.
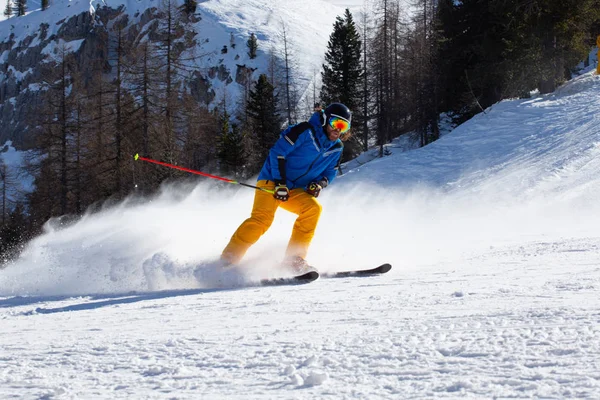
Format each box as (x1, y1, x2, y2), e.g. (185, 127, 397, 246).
(134, 154, 274, 194)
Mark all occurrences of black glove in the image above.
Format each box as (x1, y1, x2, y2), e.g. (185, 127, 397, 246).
(273, 181, 290, 201)
(306, 178, 328, 198)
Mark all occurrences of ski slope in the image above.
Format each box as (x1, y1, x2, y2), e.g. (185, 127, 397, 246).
(1, 67, 600, 400)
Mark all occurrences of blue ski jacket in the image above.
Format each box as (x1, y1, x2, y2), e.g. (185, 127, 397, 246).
(258, 112, 344, 190)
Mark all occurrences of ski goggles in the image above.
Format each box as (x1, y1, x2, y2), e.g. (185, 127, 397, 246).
(328, 116, 351, 134)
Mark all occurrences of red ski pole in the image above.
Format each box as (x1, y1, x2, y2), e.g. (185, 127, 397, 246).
(134, 154, 274, 194)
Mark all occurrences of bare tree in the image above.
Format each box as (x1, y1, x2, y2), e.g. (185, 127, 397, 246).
(147, 0, 210, 168)
(411, 0, 440, 146)
(279, 21, 297, 125)
(30, 43, 77, 217)
(56, 45, 71, 214)
(108, 21, 128, 195)
(359, 2, 373, 152)
(370, 0, 393, 156)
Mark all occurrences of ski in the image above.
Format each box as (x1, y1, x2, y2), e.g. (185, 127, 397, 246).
(260, 270, 319, 286)
(258, 264, 391, 286)
(322, 263, 392, 278)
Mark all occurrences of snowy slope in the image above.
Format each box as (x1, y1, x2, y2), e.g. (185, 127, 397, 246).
(0, 0, 41, 21)
(1, 61, 600, 398)
(0, 0, 364, 23)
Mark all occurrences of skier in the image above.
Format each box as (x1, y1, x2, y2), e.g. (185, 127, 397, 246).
(221, 103, 352, 273)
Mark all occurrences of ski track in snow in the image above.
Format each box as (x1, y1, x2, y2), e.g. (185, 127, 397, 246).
(1, 237, 600, 399)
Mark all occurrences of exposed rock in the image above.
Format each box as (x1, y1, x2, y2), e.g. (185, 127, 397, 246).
(189, 71, 215, 106)
(235, 64, 256, 86)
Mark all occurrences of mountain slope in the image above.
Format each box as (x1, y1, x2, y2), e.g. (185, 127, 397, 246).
(337, 71, 600, 202)
(0, 0, 348, 144)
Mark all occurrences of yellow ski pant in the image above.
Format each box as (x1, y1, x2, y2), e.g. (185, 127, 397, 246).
(221, 180, 322, 264)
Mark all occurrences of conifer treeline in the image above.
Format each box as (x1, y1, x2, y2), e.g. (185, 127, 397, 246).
(437, 0, 600, 122)
(3, 0, 27, 18)
(1, 0, 598, 260)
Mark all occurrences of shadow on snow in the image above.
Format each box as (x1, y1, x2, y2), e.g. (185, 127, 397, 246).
(2, 285, 256, 315)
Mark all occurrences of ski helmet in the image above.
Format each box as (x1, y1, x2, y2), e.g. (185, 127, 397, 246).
(324, 103, 352, 126)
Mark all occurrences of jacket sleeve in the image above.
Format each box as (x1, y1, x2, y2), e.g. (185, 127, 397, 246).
(268, 123, 310, 182)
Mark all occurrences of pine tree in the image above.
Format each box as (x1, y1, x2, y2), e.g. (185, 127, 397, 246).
(16, 0, 25, 16)
(437, 0, 520, 119)
(437, 0, 600, 120)
(524, 0, 600, 93)
(320, 8, 363, 161)
(321, 9, 363, 109)
(182, 0, 197, 16)
(217, 119, 247, 177)
(3, 0, 13, 18)
(247, 33, 258, 59)
(247, 74, 281, 172)
(41, 0, 48, 11)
